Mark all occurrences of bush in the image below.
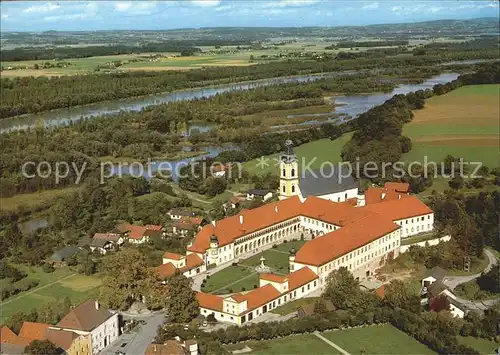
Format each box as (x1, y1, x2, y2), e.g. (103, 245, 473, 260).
(241, 287, 246, 291)
(272, 244, 277, 249)
(231, 262, 238, 266)
(253, 285, 258, 289)
(227, 288, 233, 293)
(42, 263, 55, 273)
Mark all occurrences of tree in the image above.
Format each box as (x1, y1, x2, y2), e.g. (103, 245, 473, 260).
(25, 340, 59, 355)
(383, 280, 421, 313)
(99, 248, 158, 310)
(76, 249, 96, 275)
(322, 267, 360, 310)
(449, 176, 464, 190)
(164, 274, 199, 323)
(477, 264, 500, 293)
(429, 294, 450, 312)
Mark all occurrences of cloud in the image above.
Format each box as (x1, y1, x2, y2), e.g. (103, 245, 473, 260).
(114, 1, 157, 15)
(1, 14, 8, 20)
(44, 13, 89, 22)
(264, 0, 320, 8)
(22, 2, 60, 13)
(115, 2, 132, 12)
(362, 2, 379, 10)
(190, 0, 221, 7)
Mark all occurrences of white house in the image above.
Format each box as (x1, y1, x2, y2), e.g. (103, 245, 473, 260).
(54, 299, 119, 354)
(247, 189, 273, 201)
(167, 209, 197, 221)
(89, 233, 124, 254)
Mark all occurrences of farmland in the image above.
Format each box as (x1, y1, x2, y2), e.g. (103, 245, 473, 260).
(243, 134, 353, 176)
(0, 265, 102, 323)
(402, 84, 500, 168)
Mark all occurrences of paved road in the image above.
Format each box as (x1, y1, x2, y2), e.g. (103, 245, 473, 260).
(443, 249, 498, 290)
(100, 313, 165, 355)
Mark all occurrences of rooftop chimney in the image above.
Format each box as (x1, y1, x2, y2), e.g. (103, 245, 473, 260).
(274, 205, 278, 213)
(211, 220, 216, 227)
(95, 300, 99, 310)
(239, 215, 243, 224)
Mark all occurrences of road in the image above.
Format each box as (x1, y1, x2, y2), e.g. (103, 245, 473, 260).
(443, 249, 498, 290)
(100, 313, 165, 355)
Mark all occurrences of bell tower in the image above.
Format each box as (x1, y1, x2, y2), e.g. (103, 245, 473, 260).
(279, 140, 299, 200)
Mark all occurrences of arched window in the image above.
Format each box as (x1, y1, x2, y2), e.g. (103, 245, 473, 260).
(291, 168, 295, 177)
(282, 185, 286, 193)
(345, 193, 348, 199)
(282, 169, 286, 177)
(291, 185, 295, 193)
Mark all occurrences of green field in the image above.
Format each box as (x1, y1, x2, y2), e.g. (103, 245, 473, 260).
(269, 297, 320, 316)
(243, 134, 353, 176)
(457, 336, 499, 354)
(241, 249, 291, 274)
(1, 267, 102, 323)
(322, 324, 436, 354)
(224, 333, 339, 354)
(0, 186, 80, 213)
(402, 85, 500, 168)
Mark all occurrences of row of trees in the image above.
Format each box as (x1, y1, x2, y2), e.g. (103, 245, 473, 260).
(2, 46, 497, 118)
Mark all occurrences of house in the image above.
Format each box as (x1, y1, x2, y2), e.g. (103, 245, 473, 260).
(158, 252, 206, 280)
(145, 338, 198, 355)
(54, 299, 119, 354)
(211, 163, 232, 178)
(17, 321, 91, 355)
(116, 223, 164, 244)
(172, 217, 204, 237)
(297, 299, 335, 317)
(167, 209, 197, 221)
(425, 281, 469, 318)
(89, 233, 124, 254)
(447, 297, 469, 318)
(1, 326, 31, 354)
(47, 246, 80, 266)
(223, 196, 241, 211)
(384, 182, 410, 194)
(247, 189, 273, 202)
(422, 266, 447, 291)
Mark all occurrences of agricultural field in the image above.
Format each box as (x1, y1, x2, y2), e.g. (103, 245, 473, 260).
(322, 324, 436, 354)
(1, 265, 102, 323)
(402, 85, 500, 168)
(457, 336, 499, 354)
(243, 133, 353, 176)
(0, 186, 80, 213)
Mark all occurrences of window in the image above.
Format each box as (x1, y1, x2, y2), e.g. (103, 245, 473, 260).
(421, 217, 424, 221)
(428, 215, 431, 219)
(345, 193, 348, 199)
(291, 168, 295, 177)
(282, 185, 285, 193)
(283, 169, 286, 177)
(292, 185, 295, 193)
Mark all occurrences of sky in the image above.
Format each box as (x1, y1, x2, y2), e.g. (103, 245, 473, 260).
(1, 0, 499, 32)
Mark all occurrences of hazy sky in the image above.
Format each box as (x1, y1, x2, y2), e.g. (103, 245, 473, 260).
(1, 1, 499, 32)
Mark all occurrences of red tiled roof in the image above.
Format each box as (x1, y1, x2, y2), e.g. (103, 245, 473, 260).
(45, 329, 79, 351)
(0, 326, 31, 346)
(361, 195, 433, 221)
(157, 254, 204, 279)
(145, 225, 164, 231)
(196, 292, 223, 312)
(365, 187, 385, 205)
(295, 212, 400, 266)
(163, 252, 183, 260)
(260, 273, 287, 284)
(301, 196, 370, 226)
(92, 233, 122, 242)
(157, 263, 178, 279)
(384, 182, 410, 193)
(188, 196, 303, 253)
(239, 284, 282, 313)
(145, 340, 186, 355)
(57, 299, 113, 332)
(287, 267, 318, 291)
(376, 285, 386, 299)
(18, 322, 50, 341)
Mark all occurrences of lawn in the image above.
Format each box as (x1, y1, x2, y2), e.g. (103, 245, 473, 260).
(201, 265, 255, 293)
(241, 249, 291, 274)
(1, 271, 102, 323)
(401, 231, 440, 245)
(224, 334, 339, 354)
(270, 297, 320, 316)
(243, 134, 353, 176)
(322, 324, 436, 354)
(274, 240, 306, 253)
(0, 186, 80, 213)
(457, 336, 499, 354)
(402, 84, 500, 168)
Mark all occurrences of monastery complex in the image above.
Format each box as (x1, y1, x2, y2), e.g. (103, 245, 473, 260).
(160, 147, 435, 325)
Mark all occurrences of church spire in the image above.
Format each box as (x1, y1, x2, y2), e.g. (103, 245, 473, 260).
(281, 139, 296, 164)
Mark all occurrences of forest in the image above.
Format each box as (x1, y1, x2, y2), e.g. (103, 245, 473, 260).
(1, 40, 498, 118)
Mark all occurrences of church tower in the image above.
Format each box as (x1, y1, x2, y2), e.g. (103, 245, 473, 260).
(279, 140, 299, 200)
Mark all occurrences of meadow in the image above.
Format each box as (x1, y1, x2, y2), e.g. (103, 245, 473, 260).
(224, 325, 436, 354)
(242, 133, 353, 176)
(402, 84, 500, 168)
(1, 265, 102, 323)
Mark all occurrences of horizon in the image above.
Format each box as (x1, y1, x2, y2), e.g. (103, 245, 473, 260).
(1, 1, 499, 32)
